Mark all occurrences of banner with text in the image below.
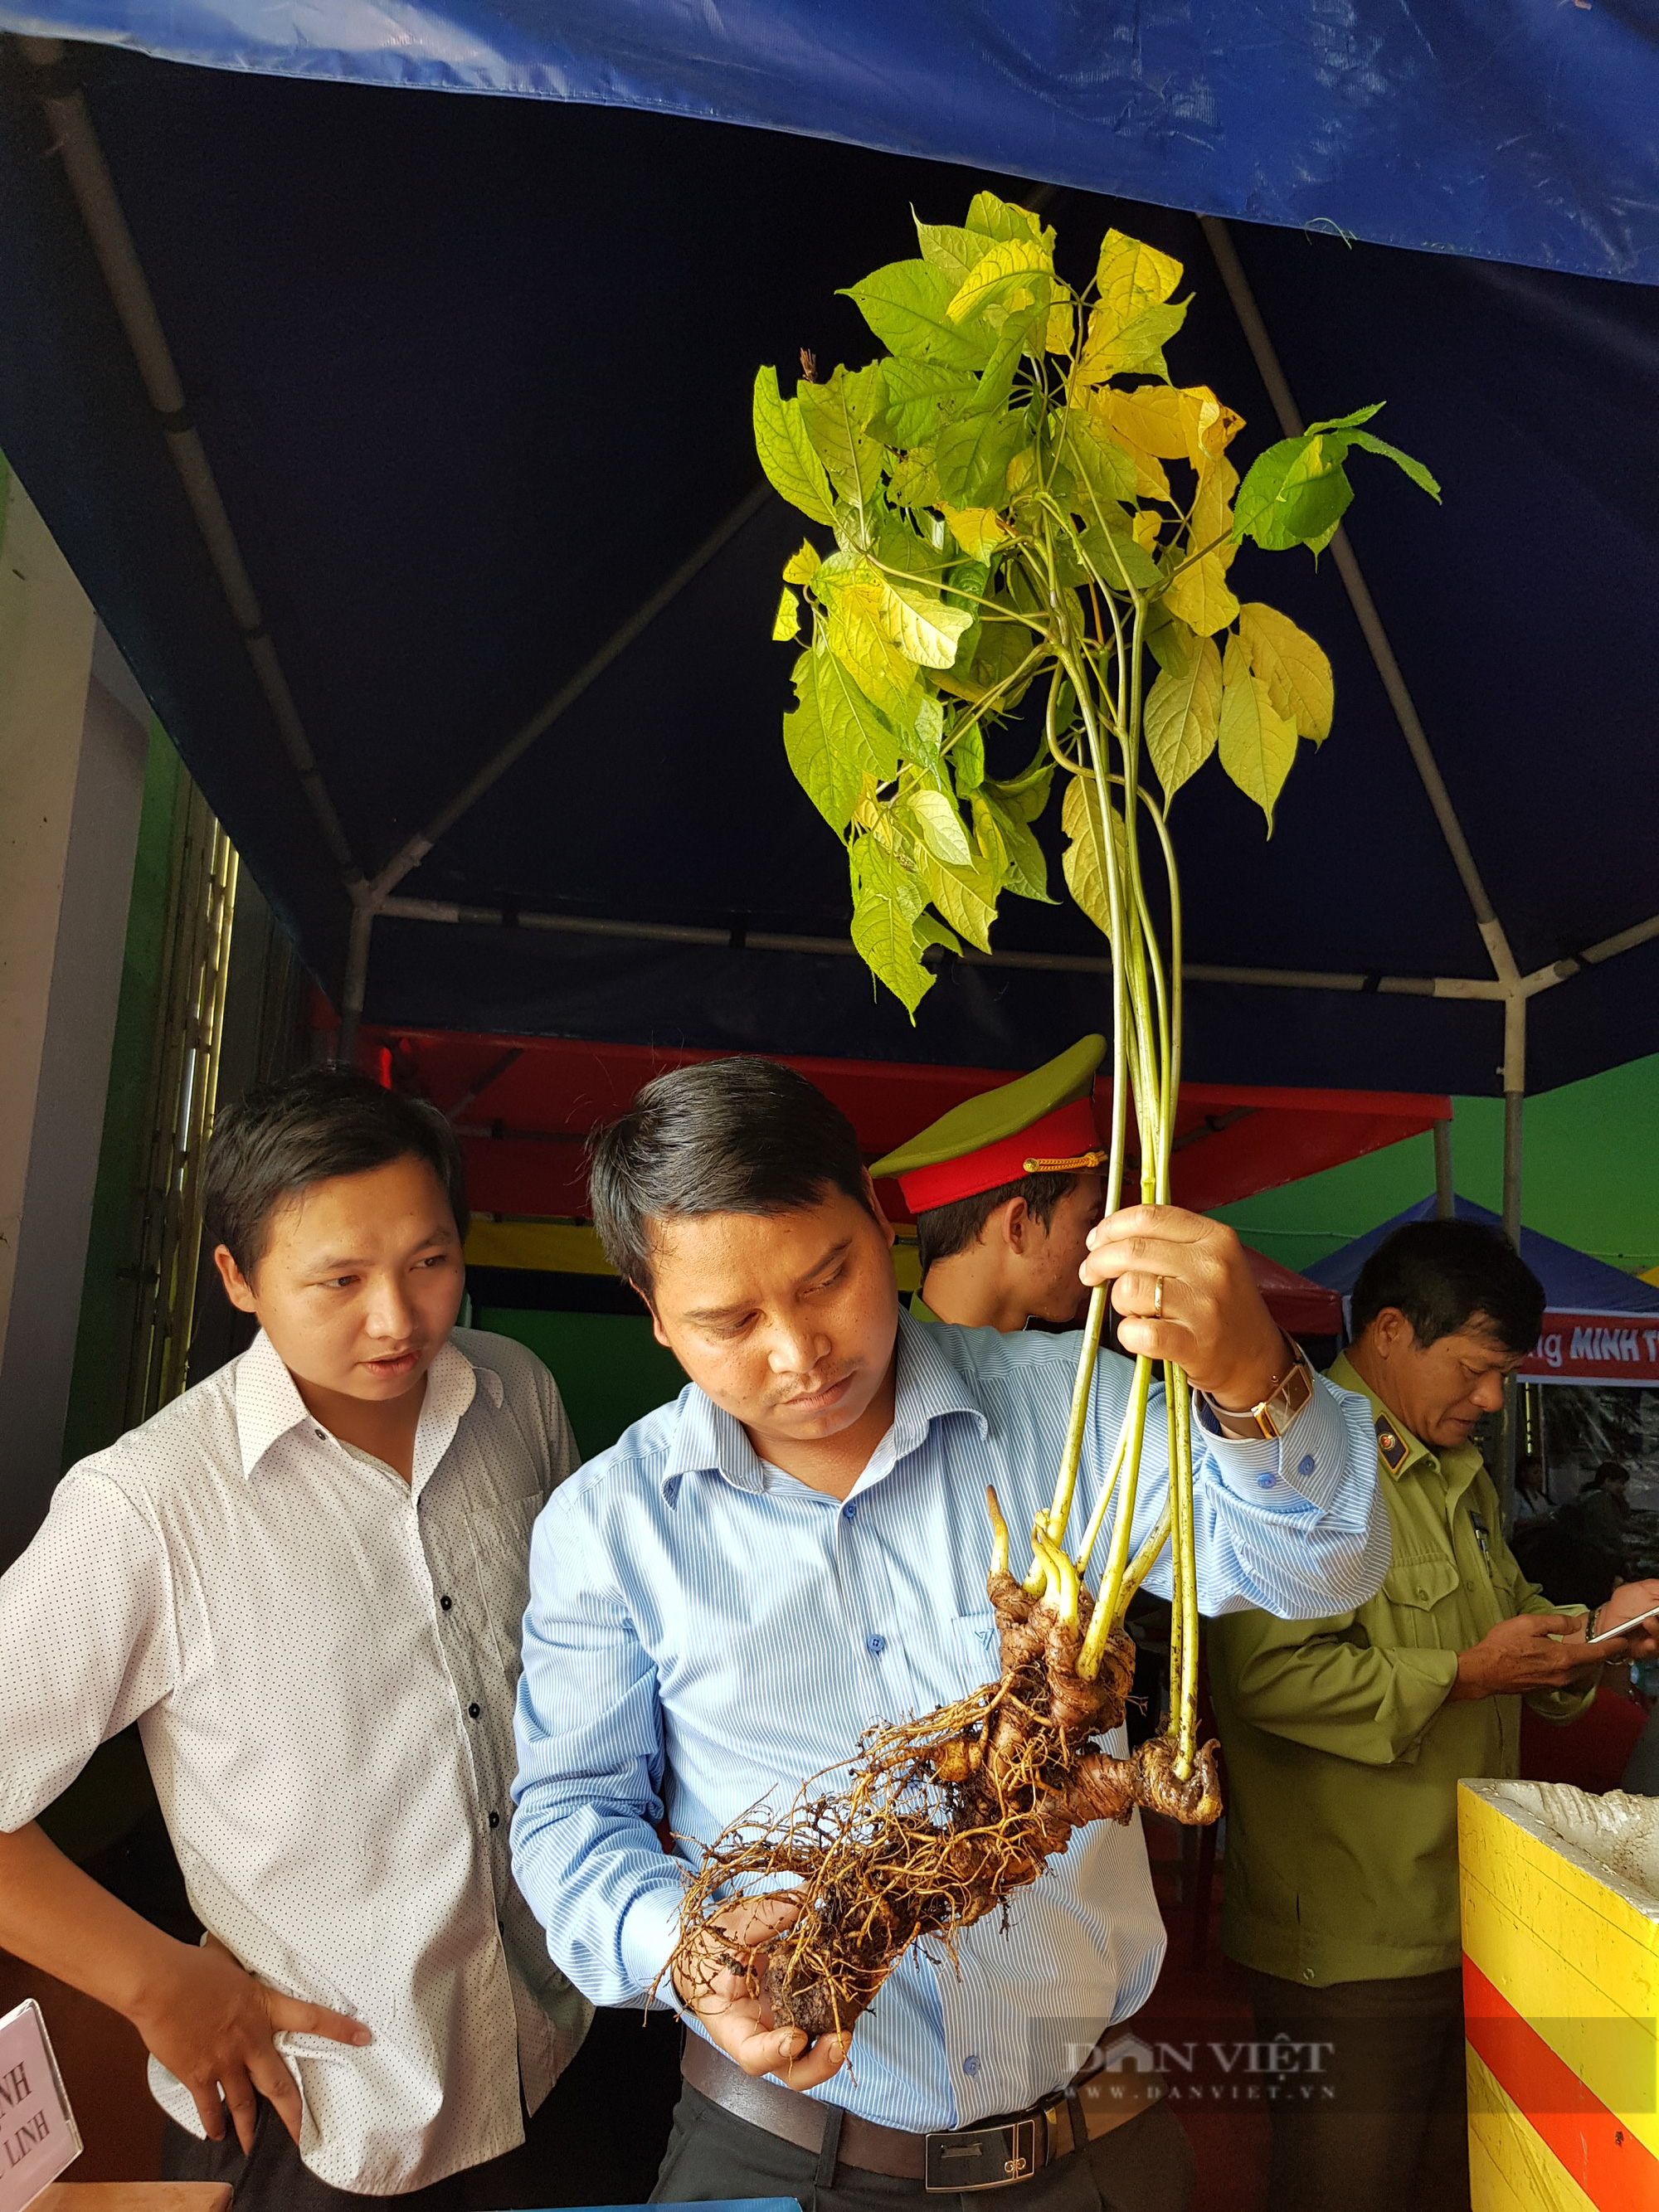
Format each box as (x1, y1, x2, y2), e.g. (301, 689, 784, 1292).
(1524, 1312, 1659, 1388)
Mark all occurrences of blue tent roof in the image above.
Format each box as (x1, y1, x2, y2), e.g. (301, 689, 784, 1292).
(1305, 1198, 1659, 1317)
(0, 22, 1654, 1093)
(11, 1, 1659, 286)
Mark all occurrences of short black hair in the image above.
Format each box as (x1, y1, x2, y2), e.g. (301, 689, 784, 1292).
(588, 1057, 873, 1297)
(1350, 1218, 1544, 1355)
(1593, 1461, 1631, 1490)
(916, 1172, 1078, 1274)
(203, 1067, 470, 1276)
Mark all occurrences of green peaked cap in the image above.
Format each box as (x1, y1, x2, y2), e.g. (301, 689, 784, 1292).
(868, 1033, 1107, 1179)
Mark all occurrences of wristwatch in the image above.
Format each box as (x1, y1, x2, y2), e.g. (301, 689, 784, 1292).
(1197, 1332, 1315, 1441)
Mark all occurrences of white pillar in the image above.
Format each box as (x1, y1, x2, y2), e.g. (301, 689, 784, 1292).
(0, 474, 148, 1567)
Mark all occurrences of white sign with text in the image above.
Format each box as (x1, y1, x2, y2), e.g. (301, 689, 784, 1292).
(0, 2001, 80, 2212)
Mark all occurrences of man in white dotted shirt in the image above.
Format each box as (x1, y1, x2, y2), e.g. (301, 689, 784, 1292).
(0, 1069, 648, 2207)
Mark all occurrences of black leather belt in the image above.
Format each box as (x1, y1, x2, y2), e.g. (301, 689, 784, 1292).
(681, 2032, 1161, 2192)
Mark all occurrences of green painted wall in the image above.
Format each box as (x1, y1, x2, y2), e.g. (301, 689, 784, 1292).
(1214, 1053, 1659, 1275)
(60, 724, 180, 1469)
(475, 1308, 688, 1460)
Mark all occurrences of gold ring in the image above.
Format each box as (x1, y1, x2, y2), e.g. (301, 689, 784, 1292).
(1153, 1275, 1165, 1319)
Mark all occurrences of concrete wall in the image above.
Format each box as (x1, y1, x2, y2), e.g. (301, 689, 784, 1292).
(0, 476, 148, 1567)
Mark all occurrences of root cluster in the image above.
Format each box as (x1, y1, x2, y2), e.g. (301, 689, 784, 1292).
(669, 1552, 1220, 2042)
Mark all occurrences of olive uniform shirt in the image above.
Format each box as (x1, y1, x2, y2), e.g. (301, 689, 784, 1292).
(1208, 1351, 1593, 1987)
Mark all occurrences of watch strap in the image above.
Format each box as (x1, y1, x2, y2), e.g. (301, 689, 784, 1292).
(1199, 1334, 1315, 1441)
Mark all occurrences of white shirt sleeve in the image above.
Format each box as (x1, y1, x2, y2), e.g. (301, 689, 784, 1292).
(0, 1469, 178, 1831)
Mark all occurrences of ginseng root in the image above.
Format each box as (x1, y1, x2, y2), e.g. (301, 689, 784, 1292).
(668, 1488, 1220, 2043)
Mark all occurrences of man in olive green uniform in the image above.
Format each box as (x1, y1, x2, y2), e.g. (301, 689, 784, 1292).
(869, 1036, 1107, 1333)
(1209, 1219, 1659, 2212)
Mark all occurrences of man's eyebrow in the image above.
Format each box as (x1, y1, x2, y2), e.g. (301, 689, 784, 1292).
(681, 1237, 854, 1325)
(304, 1225, 455, 1270)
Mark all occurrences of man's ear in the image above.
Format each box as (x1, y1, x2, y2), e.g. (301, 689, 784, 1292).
(631, 1284, 672, 1349)
(213, 1244, 258, 1315)
(1370, 1306, 1413, 1358)
(861, 1171, 898, 1252)
(1001, 1197, 1032, 1254)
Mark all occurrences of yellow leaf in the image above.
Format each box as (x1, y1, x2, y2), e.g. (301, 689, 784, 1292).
(924, 853, 1000, 953)
(1237, 602, 1334, 742)
(866, 562, 972, 670)
(1163, 456, 1240, 637)
(1094, 230, 1184, 326)
(1060, 774, 1128, 941)
(1045, 288, 1078, 352)
(1174, 385, 1246, 470)
(824, 575, 917, 720)
(906, 788, 974, 868)
(1144, 628, 1222, 800)
(945, 236, 1053, 325)
(1219, 633, 1299, 831)
(771, 586, 800, 642)
(941, 504, 1010, 561)
(1131, 509, 1160, 552)
(1089, 386, 1183, 501)
(782, 541, 821, 586)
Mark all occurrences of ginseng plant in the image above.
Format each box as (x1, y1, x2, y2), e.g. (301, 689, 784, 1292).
(668, 196, 1436, 2044)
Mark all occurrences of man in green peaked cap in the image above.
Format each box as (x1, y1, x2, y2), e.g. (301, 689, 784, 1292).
(869, 1036, 1109, 1333)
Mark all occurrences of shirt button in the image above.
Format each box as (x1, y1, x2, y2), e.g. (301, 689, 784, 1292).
(963, 2054, 980, 2077)
(866, 1633, 887, 1657)
(1303, 1968, 1316, 1983)
(314, 1427, 327, 1441)
(1297, 1454, 1316, 1478)
(1416, 1587, 1428, 1602)
(844, 1503, 858, 1522)
(1257, 1474, 1277, 1490)
(468, 1702, 481, 1719)
(489, 1811, 500, 1829)
(440, 1595, 453, 1612)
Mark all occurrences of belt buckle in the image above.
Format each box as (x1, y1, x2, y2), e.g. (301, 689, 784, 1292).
(924, 2114, 1039, 2193)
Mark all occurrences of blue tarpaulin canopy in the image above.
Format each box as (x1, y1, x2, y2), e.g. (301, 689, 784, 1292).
(1306, 1198, 1659, 1318)
(0, 7, 1654, 1102)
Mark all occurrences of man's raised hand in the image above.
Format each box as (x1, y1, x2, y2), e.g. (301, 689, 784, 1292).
(1082, 1208, 1286, 1410)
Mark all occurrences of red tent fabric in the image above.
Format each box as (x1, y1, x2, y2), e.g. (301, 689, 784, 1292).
(361, 1024, 1447, 1231)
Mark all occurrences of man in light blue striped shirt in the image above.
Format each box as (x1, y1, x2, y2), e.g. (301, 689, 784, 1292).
(513, 1059, 1386, 2210)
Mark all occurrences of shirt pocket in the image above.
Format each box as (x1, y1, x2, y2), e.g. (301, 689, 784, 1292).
(1380, 1553, 1462, 1648)
(952, 1610, 1001, 1694)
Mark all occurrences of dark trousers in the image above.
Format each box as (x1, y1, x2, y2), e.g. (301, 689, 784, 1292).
(163, 2005, 681, 2209)
(650, 2080, 1195, 2212)
(1246, 1966, 1469, 2212)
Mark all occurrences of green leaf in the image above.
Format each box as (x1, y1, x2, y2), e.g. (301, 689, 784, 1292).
(905, 690, 947, 779)
(964, 191, 1051, 246)
(814, 630, 905, 780)
(1304, 404, 1386, 435)
(1078, 518, 1164, 595)
(1233, 431, 1354, 552)
(919, 846, 1000, 951)
(841, 260, 990, 368)
(934, 409, 1028, 506)
(1345, 430, 1443, 501)
(951, 720, 985, 791)
(782, 652, 864, 831)
(1219, 632, 1299, 830)
(906, 786, 974, 867)
(914, 911, 963, 958)
(798, 367, 886, 508)
(1058, 408, 1139, 516)
(772, 586, 801, 642)
(753, 366, 834, 526)
(1237, 602, 1333, 742)
(781, 540, 821, 586)
(888, 452, 942, 508)
(914, 218, 993, 291)
(985, 763, 1053, 823)
(1143, 625, 1222, 800)
(874, 357, 977, 446)
(973, 790, 1053, 902)
(850, 837, 934, 1015)
(1061, 774, 1127, 941)
(946, 237, 1053, 330)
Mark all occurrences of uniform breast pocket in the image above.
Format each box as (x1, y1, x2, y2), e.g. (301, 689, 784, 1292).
(1381, 1553, 1461, 1647)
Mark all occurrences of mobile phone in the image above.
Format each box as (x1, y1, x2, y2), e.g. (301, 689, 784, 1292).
(1584, 1601, 1659, 1648)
